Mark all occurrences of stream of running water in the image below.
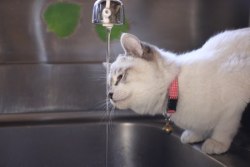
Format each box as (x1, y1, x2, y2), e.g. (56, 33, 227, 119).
(105, 26, 112, 167)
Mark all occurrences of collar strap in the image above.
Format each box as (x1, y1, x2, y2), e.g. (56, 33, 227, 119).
(167, 78, 178, 114)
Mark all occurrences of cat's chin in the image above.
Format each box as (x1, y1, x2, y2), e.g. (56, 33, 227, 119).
(111, 96, 165, 115)
(110, 99, 129, 110)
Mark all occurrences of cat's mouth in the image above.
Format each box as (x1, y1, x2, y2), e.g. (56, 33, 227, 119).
(111, 97, 128, 103)
(110, 96, 130, 108)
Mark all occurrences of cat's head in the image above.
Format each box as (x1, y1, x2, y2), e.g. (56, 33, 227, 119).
(106, 33, 179, 115)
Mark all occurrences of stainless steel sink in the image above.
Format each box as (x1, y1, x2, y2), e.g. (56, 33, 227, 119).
(0, 116, 224, 167)
(0, 1, 249, 166)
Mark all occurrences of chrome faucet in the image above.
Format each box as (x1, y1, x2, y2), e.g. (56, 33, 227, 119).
(92, 0, 125, 28)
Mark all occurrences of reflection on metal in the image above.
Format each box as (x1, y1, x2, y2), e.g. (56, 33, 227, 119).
(0, 122, 226, 167)
(32, 0, 47, 62)
(0, 0, 249, 63)
(189, 0, 199, 46)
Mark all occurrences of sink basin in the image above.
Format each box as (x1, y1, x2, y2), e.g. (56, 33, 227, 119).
(0, 121, 223, 167)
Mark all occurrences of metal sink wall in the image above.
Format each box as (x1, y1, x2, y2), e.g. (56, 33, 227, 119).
(0, 122, 223, 167)
(0, 0, 249, 63)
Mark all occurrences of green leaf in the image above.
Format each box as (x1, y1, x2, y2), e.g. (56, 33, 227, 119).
(43, 2, 81, 38)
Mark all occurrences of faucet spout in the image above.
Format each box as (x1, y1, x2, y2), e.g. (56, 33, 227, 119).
(92, 0, 125, 28)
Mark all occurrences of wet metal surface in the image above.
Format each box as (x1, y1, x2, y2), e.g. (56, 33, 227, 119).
(0, 111, 249, 167)
(0, 122, 224, 167)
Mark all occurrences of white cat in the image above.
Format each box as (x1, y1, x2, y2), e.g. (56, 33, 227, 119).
(107, 28, 250, 154)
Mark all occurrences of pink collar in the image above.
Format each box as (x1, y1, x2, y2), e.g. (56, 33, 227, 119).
(166, 78, 179, 114)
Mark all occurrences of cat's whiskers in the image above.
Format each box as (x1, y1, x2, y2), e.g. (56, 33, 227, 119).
(88, 72, 107, 82)
(95, 97, 107, 105)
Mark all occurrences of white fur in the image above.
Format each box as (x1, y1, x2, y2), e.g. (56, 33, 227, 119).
(108, 28, 250, 154)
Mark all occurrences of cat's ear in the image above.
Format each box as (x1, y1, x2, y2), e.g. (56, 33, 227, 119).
(102, 62, 111, 69)
(121, 33, 143, 56)
(120, 33, 154, 61)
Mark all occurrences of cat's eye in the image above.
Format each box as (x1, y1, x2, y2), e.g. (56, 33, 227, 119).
(117, 74, 123, 81)
(115, 74, 123, 85)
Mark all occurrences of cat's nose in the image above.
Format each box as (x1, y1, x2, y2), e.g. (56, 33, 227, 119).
(108, 92, 113, 99)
